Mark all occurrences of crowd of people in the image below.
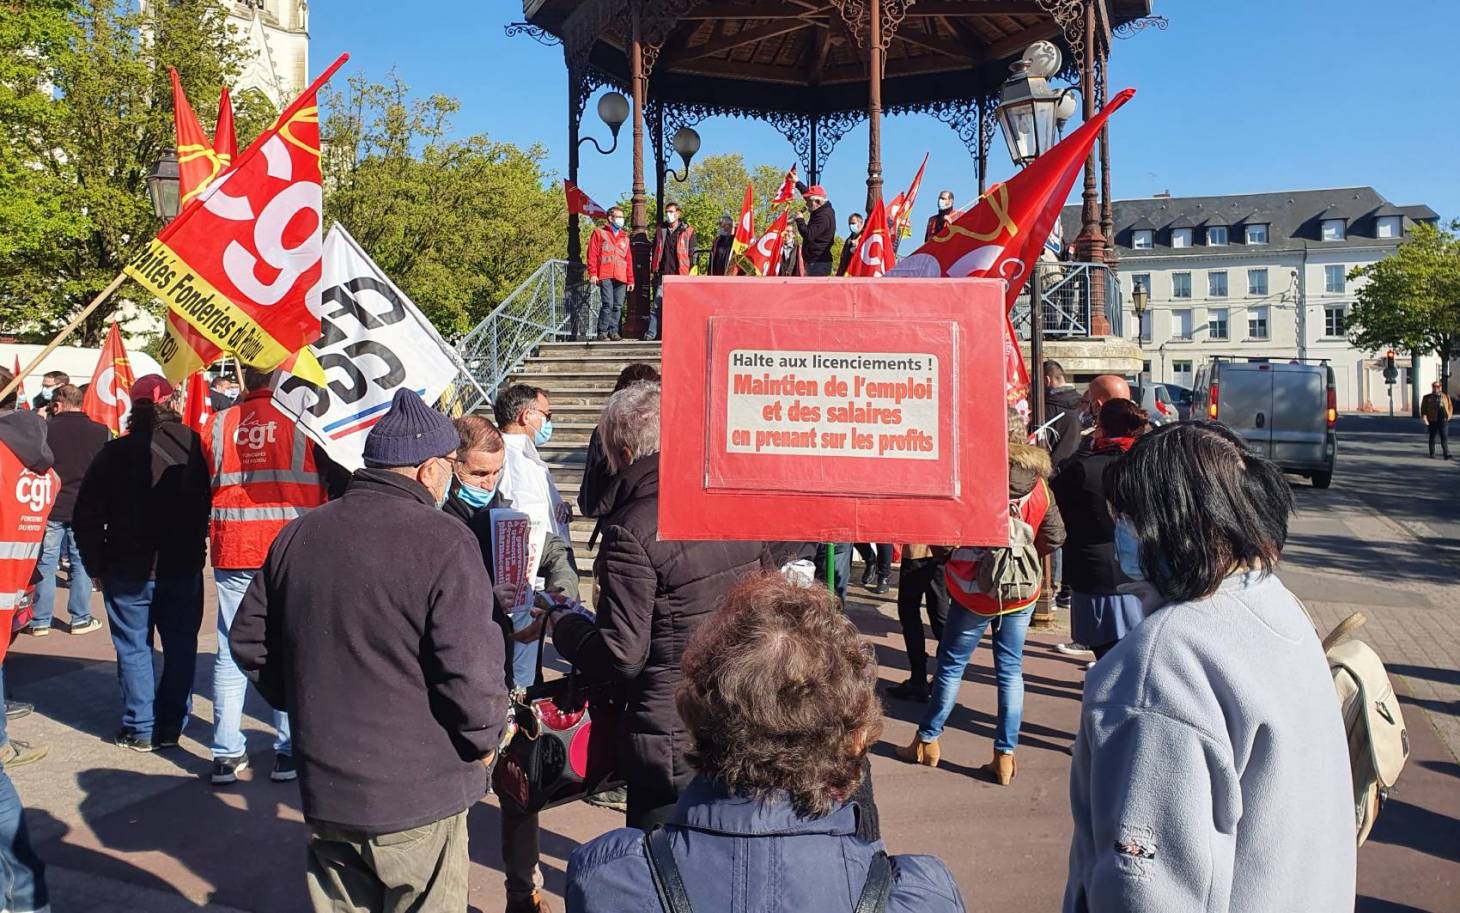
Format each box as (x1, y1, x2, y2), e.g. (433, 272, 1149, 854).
(0, 342, 1365, 913)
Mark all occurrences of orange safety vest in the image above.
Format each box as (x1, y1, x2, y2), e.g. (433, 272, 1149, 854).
(0, 444, 58, 662)
(653, 225, 695, 276)
(201, 390, 326, 569)
(587, 225, 633, 284)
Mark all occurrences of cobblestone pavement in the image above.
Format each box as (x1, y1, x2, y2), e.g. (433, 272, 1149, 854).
(5, 414, 1456, 911)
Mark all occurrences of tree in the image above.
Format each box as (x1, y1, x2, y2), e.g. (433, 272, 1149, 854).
(0, 0, 273, 344)
(321, 73, 566, 337)
(1347, 221, 1460, 392)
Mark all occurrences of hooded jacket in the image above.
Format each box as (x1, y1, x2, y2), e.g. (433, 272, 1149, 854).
(552, 453, 768, 813)
(0, 409, 53, 475)
(1008, 440, 1066, 557)
(1044, 385, 1085, 468)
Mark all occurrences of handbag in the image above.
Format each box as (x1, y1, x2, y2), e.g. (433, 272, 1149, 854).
(491, 621, 625, 815)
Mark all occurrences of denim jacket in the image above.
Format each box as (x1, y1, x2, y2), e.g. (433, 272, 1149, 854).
(566, 776, 965, 913)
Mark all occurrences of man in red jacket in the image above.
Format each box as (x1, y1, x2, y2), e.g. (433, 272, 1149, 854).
(645, 201, 697, 341)
(585, 206, 633, 342)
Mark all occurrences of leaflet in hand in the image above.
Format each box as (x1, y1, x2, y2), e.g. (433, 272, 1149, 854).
(491, 508, 546, 613)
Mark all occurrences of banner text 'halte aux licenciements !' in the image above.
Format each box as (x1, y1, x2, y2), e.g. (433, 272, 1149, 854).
(725, 349, 939, 459)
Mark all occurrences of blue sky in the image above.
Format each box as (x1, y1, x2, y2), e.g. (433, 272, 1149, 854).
(310, 0, 1457, 223)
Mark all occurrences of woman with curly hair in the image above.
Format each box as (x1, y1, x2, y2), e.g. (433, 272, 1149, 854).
(564, 573, 966, 913)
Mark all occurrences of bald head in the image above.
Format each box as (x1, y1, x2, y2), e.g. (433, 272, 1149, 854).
(1086, 375, 1131, 412)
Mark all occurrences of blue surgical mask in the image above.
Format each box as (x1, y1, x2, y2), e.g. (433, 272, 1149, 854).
(1114, 516, 1145, 581)
(38, 386, 55, 402)
(533, 419, 553, 447)
(456, 478, 497, 509)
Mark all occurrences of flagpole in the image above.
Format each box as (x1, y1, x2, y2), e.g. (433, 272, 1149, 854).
(0, 271, 129, 404)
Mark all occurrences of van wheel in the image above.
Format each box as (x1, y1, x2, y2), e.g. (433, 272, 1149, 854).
(1312, 470, 1333, 489)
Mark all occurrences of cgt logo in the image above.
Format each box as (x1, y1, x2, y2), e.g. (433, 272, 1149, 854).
(234, 417, 279, 450)
(15, 473, 53, 513)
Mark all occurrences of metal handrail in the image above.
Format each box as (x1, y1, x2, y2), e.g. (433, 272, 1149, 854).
(1011, 261, 1123, 340)
(450, 259, 568, 415)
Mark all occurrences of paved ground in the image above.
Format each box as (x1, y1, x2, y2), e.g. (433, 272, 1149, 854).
(5, 413, 1457, 912)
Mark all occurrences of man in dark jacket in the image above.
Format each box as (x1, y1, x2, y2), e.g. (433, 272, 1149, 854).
(645, 202, 698, 342)
(73, 375, 211, 753)
(924, 190, 955, 242)
(30, 384, 108, 635)
(230, 389, 507, 913)
(793, 183, 836, 276)
(708, 214, 735, 276)
(547, 382, 765, 830)
(836, 212, 864, 276)
(1041, 360, 1084, 468)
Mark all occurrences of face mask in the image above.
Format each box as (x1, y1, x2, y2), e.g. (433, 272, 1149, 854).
(1114, 516, 1145, 581)
(667, 212, 678, 224)
(939, 200, 953, 212)
(456, 477, 497, 509)
(611, 217, 625, 230)
(533, 419, 553, 447)
(38, 386, 54, 402)
(850, 224, 862, 234)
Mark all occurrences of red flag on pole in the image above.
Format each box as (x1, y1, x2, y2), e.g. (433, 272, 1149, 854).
(170, 69, 228, 210)
(891, 89, 1136, 415)
(772, 164, 798, 205)
(82, 323, 136, 436)
(745, 208, 791, 277)
(844, 197, 896, 278)
(214, 86, 237, 164)
(564, 180, 609, 220)
(895, 152, 929, 233)
(10, 357, 28, 410)
(729, 182, 755, 275)
(182, 370, 213, 433)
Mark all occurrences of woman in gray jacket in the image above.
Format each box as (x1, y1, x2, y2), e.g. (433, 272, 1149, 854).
(1064, 422, 1354, 913)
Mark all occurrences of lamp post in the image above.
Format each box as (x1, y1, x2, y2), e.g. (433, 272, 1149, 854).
(567, 90, 630, 340)
(579, 91, 629, 155)
(665, 126, 701, 182)
(145, 152, 181, 223)
(996, 41, 1076, 630)
(1132, 283, 1149, 351)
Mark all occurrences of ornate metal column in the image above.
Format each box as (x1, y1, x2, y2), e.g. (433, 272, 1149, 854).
(629, 0, 648, 236)
(567, 66, 585, 316)
(652, 102, 666, 230)
(1098, 50, 1116, 270)
(866, 0, 883, 212)
(1072, 0, 1109, 335)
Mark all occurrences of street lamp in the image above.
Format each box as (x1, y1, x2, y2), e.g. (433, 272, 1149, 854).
(145, 152, 181, 223)
(1132, 283, 1150, 350)
(579, 91, 630, 155)
(995, 41, 1079, 167)
(666, 126, 701, 182)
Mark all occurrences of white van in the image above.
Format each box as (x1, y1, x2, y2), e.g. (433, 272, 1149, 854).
(1191, 358, 1338, 488)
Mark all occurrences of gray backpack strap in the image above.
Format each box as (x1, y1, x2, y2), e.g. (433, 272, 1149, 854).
(644, 826, 696, 913)
(854, 852, 894, 913)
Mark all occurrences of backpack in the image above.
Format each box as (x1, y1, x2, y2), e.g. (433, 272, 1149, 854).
(1316, 612, 1410, 846)
(944, 479, 1048, 616)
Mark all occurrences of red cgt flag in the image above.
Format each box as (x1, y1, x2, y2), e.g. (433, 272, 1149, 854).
(182, 370, 213, 434)
(215, 85, 237, 164)
(744, 208, 790, 277)
(564, 180, 609, 220)
(124, 55, 349, 375)
(845, 197, 896, 278)
(82, 323, 135, 436)
(887, 152, 929, 235)
(772, 164, 797, 205)
(891, 89, 1136, 416)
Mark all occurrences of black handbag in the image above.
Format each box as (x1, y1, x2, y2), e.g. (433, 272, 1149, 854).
(491, 622, 624, 815)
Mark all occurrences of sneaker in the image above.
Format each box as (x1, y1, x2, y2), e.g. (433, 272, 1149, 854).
(4, 700, 33, 720)
(873, 576, 891, 595)
(584, 785, 628, 812)
(596, 333, 609, 341)
(861, 564, 876, 587)
(21, 625, 49, 637)
(1055, 591, 1073, 610)
(0, 739, 48, 768)
(1055, 642, 1094, 656)
(885, 677, 930, 702)
(609, 333, 622, 341)
(114, 730, 156, 753)
(211, 754, 250, 785)
(270, 753, 298, 782)
(68, 618, 102, 635)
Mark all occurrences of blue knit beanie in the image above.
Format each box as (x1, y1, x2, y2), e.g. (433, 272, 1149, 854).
(362, 389, 459, 468)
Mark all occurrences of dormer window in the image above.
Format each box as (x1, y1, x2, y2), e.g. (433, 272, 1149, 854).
(1206, 226, 1228, 246)
(1171, 228, 1193, 249)
(1321, 218, 1347, 241)
(1132, 229, 1153, 250)
(1376, 215, 1402, 239)
(1244, 223, 1268, 245)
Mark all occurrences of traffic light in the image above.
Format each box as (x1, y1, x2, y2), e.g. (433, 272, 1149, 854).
(1383, 350, 1397, 384)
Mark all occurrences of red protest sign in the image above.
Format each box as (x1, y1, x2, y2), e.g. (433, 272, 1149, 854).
(659, 276, 1010, 546)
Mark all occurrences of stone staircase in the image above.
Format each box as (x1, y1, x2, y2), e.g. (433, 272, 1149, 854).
(502, 340, 664, 591)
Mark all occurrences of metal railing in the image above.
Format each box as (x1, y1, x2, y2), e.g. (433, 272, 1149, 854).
(450, 259, 568, 414)
(1010, 261, 1122, 340)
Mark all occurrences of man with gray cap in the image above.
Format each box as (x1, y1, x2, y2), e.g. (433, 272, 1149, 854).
(231, 388, 508, 913)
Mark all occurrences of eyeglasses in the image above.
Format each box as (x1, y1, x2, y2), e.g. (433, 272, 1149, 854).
(530, 407, 553, 422)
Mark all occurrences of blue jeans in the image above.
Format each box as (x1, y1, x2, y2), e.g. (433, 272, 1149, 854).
(0, 769, 46, 913)
(595, 280, 627, 336)
(104, 574, 204, 740)
(645, 285, 664, 340)
(918, 604, 1033, 752)
(212, 569, 291, 759)
(0, 668, 8, 746)
(32, 520, 93, 629)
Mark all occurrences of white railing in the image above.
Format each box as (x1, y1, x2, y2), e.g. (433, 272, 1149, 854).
(450, 260, 568, 414)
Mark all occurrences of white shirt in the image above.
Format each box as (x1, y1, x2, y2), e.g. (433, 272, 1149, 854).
(499, 433, 572, 544)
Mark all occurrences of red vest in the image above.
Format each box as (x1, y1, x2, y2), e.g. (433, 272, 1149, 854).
(944, 478, 1051, 616)
(201, 390, 326, 569)
(653, 225, 695, 276)
(0, 444, 58, 662)
(587, 225, 633, 284)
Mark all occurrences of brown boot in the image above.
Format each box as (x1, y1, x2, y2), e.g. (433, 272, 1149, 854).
(895, 736, 940, 768)
(981, 750, 1016, 785)
(506, 892, 552, 913)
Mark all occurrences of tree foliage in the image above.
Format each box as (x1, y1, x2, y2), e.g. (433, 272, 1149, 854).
(1347, 221, 1460, 375)
(0, 0, 273, 344)
(321, 73, 565, 337)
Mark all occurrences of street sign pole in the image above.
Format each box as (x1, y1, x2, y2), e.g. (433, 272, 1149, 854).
(1388, 382, 1395, 417)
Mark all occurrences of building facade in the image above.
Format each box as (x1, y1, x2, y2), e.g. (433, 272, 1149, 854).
(140, 1, 309, 109)
(1062, 188, 1442, 412)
